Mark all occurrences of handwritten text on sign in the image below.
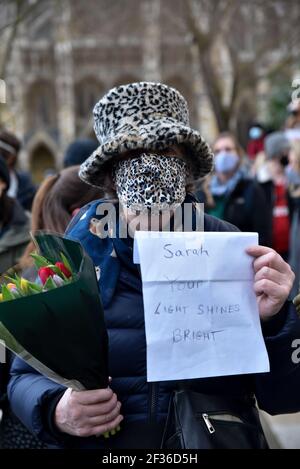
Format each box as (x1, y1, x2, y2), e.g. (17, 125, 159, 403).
(134, 232, 270, 382)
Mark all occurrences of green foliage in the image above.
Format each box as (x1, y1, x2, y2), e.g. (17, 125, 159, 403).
(60, 252, 73, 276)
(1, 285, 15, 301)
(265, 79, 292, 130)
(43, 276, 57, 291)
(30, 253, 50, 269)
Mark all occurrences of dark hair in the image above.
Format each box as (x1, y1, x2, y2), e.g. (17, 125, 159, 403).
(0, 193, 14, 228)
(63, 138, 98, 168)
(35, 165, 103, 233)
(0, 130, 21, 159)
(213, 131, 245, 158)
(19, 166, 103, 269)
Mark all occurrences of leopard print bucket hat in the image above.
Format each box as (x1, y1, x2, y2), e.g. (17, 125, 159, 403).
(79, 82, 214, 187)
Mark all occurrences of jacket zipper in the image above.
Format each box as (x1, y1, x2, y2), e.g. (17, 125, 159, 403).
(202, 413, 215, 434)
(149, 383, 158, 422)
(137, 263, 158, 423)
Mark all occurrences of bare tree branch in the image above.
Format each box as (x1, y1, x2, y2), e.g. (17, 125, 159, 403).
(0, 0, 42, 35)
(186, 0, 239, 130)
(185, 0, 300, 132)
(186, 0, 212, 50)
(0, 0, 24, 79)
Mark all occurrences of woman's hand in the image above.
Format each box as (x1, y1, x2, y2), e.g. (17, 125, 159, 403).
(54, 387, 123, 437)
(246, 245, 295, 321)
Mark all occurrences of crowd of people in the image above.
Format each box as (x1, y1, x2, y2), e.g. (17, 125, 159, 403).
(0, 82, 300, 449)
(1, 109, 300, 284)
(197, 117, 300, 297)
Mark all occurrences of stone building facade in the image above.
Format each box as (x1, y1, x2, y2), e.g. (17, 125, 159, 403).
(2, 0, 297, 182)
(2, 0, 216, 182)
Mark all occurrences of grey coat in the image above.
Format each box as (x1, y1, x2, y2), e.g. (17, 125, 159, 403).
(0, 202, 30, 274)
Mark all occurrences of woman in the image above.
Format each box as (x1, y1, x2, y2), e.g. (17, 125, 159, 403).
(8, 82, 298, 449)
(262, 132, 292, 260)
(0, 156, 30, 275)
(287, 140, 300, 298)
(0, 130, 36, 211)
(0, 155, 34, 448)
(247, 123, 265, 161)
(200, 132, 272, 247)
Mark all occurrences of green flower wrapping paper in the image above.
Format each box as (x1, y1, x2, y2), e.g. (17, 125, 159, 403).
(0, 232, 109, 391)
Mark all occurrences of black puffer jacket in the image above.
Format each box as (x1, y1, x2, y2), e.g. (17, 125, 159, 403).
(197, 179, 272, 247)
(8, 208, 300, 449)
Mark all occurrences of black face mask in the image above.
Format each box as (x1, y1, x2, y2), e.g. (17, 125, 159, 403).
(280, 155, 289, 167)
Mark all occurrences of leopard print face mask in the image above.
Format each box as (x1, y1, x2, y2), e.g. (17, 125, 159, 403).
(113, 153, 187, 211)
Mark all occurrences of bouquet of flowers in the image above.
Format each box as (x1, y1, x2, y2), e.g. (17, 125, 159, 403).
(0, 232, 109, 391)
(0, 252, 74, 302)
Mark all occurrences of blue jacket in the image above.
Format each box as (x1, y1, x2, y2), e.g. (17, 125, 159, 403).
(8, 202, 300, 448)
(16, 171, 36, 211)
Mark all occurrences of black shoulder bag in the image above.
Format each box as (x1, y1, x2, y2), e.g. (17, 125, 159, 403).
(161, 389, 269, 449)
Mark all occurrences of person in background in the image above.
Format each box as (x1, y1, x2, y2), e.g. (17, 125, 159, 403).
(287, 140, 300, 298)
(63, 138, 98, 168)
(251, 151, 270, 182)
(0, 155, 34, 448)
(0, 130, 36, 211)
(247, 122, 265, 161)
(287, 139, 300, 187)
(263, 132, 291, 260)
(0, 156, 30, 275)
(285, 99, 300, 130)
(200, 132, 272, 247)
(258, 139, 300, 448)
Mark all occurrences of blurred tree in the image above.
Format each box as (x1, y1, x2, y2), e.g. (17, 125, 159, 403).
(0, 0, 54, 123)
(0, 0, 47, 79)
(265, 76, 292, 131)
(186, 0, 300, 135)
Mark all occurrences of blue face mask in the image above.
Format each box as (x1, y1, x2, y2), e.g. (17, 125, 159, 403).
(249, 126, 263, 140)
(214, 151, 239, 174)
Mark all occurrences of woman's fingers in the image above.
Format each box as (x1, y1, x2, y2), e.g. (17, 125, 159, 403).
(247, 246, 289, 275)
(84, 394, 119, 417)
(254, 265, 286, 286)
(74, 387, 114, 406)
(88, 401, 122, 426)
(253, 278, 289, 299)
(89, 414, 124, 437)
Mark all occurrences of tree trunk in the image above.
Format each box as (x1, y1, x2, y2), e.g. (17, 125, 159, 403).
(198, 49, 230, 131)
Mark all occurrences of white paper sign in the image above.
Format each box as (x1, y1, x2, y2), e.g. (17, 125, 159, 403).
(134, 231, 270, 382)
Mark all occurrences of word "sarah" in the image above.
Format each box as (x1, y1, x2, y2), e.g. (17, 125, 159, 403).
(163, 243, 209, 259)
